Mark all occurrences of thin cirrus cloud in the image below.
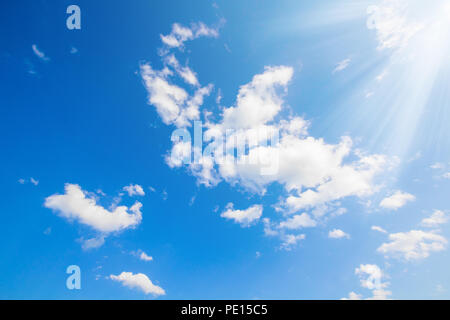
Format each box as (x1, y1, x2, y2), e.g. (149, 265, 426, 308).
(332, 58, 351, 74)
(109, 272, 165, 296)
(31, 44, 50, 61)
(371, 225, 388, 234)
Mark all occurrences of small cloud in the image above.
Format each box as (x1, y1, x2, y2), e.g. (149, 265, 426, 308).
(280, 234, 305, 251)
(81, 236, 105, 251)
(132, 249, 153, 262)
(70, 47, 78, 54)
(32, 44, 50, 62)
(343, 264, 391, 300)
(333, 58, 351, 74)
(421, 210, 448, 228)
(278, 213, 316, 230)
(189, 195, 196, 206)
(431, 163, 445, 170)
(377, 230, 447, 260)
(123, 184, 145, 197)
(371, 226, 388, 234)
(380, 191, 415, 210)
(220, 203, 263, 227)
(328, 229, 350, 239)
(110, 272, 165, 296)
(376, 70, 389, 82)
(18, 177, 39, 186)
(255, 251, 261, 258)
(139, 251, 153, 262)
(365, 91, 374, 98)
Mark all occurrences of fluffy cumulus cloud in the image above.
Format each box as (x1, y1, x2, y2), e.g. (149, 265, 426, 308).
(140, 21, 394, 249)
(343, 264, 391, 300)
(110, 272, 165, 296)
(140, 63, 213, 128)
(44, 183, 143, 233)
(328, 229, 350, 239)
(377, 230, 447, 260)
(220, 203, 263, 227)
(123, 184, 145, 197)
(421, 210, 448, 228)
(379, 191, 415, 210)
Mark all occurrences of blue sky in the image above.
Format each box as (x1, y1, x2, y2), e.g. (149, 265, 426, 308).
(1, 0, 450, 299)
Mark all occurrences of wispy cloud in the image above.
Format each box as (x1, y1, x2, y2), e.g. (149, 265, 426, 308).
(333, 58, 351, 73)
(31, 44, 50, 61)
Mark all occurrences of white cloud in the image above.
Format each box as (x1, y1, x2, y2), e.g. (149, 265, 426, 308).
(18, 177, 39, 186)
(366, 1, 424, 50)
(280, 234, 306, 251)
(81, 236, 105, 251)
(139, 251, 153, 262)
(344, 264, 391, 300)
(328, 229, 350, 239)
(110, 272, 165, 296)
(431, 162, 445, 169)
(131, 250, 153, 261)
(342, 291, 363, 300)
(44, 183, 143, 233)
(160, 22, 218, 48)
(123, 184, 145, 197)
(371, 225, 388, 233)
(379, 191, 415, 210)
(333, 58, 351, 73)
(164, 54, 199, 86)
(140, 23, 394, 249)
(220, 66, 294, 129)
(377, 230, 447, 260)
(140, 63, 212, 128)
(421, 210, 448, 228)
(220, 203, 262, 227)
(32, 44, 50, 61)
(278, 213, 316, 230)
